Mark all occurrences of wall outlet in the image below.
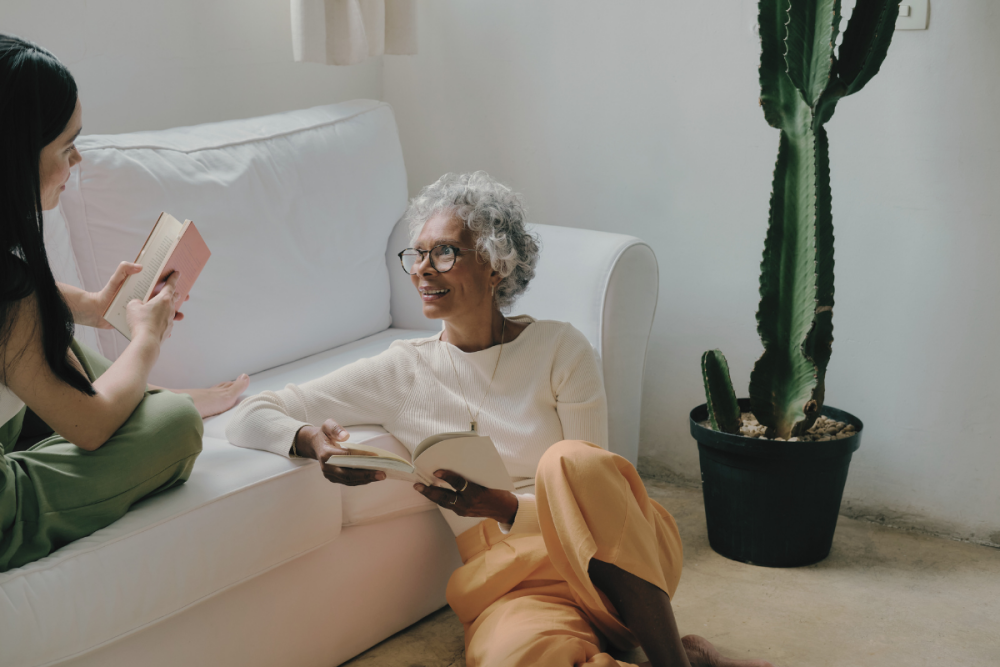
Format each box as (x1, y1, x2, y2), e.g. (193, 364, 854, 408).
(896, 0, 929, 30)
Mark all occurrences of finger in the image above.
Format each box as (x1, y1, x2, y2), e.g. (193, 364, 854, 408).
(321, 444, 351, 458)
(173, 311, 185, 321)
(151, 280, 175, 302)
(324, 465, 384, 485)
(414, 483, 458, 508)
(433, 469, 470, 492)
(321, 421, 350, 442)
(116, 261, 142, 278)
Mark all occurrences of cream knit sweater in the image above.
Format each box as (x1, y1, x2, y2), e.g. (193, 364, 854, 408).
(225, 316, 608, 535)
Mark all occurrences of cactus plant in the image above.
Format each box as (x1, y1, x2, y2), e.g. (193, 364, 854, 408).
(702, 0, 900, 439)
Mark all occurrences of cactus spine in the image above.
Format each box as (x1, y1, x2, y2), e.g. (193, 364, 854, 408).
(702, 0, 900, 439)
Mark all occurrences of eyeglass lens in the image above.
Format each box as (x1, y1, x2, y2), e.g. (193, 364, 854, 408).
(400, 245, 458, 275)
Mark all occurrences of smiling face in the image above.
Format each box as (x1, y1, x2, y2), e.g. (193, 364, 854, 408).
(38, 98, 82, 211)
(410, 211, 499, 323)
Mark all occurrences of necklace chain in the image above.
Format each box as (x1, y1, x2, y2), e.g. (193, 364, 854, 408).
(444, 316, 507, 433)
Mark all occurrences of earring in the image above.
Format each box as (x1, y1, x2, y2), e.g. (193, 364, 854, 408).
(491, 284, 496, 299)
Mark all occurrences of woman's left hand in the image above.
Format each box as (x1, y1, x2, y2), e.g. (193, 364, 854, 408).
(77, 262, 188, 329)
(415, 470, 518, 525)
(67, 261, 142, 328)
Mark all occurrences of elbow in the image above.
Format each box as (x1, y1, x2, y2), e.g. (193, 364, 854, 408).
(72, 435, 108, 452)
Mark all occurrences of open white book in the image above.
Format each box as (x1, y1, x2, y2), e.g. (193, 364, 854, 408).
(329, 431, 515, 493)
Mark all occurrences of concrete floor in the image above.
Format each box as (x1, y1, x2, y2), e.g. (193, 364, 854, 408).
(343, 479, 1000, 667)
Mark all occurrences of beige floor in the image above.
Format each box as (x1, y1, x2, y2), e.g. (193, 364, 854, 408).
(343, 479, 1000, 667)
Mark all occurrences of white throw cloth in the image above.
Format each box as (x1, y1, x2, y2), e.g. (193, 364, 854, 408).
(291, 0, 418, 66)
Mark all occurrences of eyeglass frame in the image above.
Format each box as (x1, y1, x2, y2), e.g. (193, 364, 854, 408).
(397, 244, 480, 275)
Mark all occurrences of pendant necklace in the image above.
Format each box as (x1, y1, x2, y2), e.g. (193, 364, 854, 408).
(444, 316, 507, 433)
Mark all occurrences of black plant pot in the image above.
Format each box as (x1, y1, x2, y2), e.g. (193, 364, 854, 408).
(690, 399, 863, 567)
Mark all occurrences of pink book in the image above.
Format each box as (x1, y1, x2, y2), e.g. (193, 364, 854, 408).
(102, 212, 211, 340)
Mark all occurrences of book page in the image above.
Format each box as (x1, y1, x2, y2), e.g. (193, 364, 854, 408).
(340, 441, 412, 466)
(413, 436, 515, 493)
(412, 430, 478, 460)
(103, 213, 183, 338)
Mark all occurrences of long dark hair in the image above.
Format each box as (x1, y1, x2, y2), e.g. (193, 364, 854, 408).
(0, 35, 94, 395)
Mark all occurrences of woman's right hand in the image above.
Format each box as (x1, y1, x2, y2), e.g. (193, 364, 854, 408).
(125, 271, 183, 343)
(295, 419, 386, 486)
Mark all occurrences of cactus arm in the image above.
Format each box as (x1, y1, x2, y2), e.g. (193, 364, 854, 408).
(749, 126, 824, 439)
(785, 0, 842, 107)
(835, 0, 901, 95)
(758, 0, 800, 129)
(798, 125, 834, 433)
(701, 350, 742, 434)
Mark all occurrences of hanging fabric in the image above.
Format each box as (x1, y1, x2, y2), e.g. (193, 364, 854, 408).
(291, 0, 418, 66)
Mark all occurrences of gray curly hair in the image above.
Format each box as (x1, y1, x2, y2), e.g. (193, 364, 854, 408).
(404, 171, 540, 312)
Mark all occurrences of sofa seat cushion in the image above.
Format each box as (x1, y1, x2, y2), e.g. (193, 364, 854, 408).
(0, 437, 341, 667)
(204, 327, 441, 529)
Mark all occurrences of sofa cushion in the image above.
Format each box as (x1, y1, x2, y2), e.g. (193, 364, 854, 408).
(0, 437, 341, 667)
(58, 100, 409, 388)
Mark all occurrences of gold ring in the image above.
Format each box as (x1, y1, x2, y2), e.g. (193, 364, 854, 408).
(459, 479, 469, 493)
(449, 494, 458, 505)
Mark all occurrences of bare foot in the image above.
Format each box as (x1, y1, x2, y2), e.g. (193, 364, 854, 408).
(179, 374, 250, 418)
(681, 635, 774, 667)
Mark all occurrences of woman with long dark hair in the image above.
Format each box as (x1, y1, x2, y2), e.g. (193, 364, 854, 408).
(0, 35, 246, 572)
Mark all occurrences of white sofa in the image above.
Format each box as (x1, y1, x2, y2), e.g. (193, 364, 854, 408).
(0, 100, 658, 667)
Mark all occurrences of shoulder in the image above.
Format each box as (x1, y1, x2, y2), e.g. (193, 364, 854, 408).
(519, 317, 594, 352)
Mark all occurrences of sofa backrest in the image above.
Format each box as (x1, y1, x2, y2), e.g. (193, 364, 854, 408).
(387, 219, 659, 465)
(52, 100, 408, 388)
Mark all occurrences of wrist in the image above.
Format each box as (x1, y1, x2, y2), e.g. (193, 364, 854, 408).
(495, 490, 518, 525)
(82, 291, 103, 325)
(128, 329, 162, 363)
(294, 425, 318, 459)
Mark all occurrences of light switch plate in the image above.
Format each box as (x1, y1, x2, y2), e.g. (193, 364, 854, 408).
(896, 0, 929, 30)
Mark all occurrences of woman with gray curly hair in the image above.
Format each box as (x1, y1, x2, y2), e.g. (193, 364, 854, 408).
(228, 172, 770, 667)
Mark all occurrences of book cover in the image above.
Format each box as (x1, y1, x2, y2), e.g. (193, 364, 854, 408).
(102, 212, 211, 339)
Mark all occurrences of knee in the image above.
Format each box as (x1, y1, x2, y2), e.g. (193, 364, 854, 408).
(145, 391, 204, 460)
(537, 440, 608, 485)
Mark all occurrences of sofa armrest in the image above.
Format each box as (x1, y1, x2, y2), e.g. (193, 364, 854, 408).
(386, 219, 658, 464)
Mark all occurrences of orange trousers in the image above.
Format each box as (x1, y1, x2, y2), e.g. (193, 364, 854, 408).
(447, 440, 684, 667)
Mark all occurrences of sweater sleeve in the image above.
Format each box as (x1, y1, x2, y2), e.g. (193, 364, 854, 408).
(552, 324, 609, 450)
(500, 493, 540, 535)
(225, 341, 417, 457)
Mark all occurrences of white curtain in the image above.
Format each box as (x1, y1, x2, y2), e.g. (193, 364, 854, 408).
(291, 0, 418, 66)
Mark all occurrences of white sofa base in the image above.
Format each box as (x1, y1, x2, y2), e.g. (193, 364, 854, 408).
(58, 511, 462, 667)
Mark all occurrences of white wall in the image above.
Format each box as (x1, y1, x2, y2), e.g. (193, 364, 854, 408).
(384, 1, 1000, 544)
(1, 0, 382, 134)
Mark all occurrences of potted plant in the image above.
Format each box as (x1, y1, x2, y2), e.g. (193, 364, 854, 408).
(691, 0, 901, 567)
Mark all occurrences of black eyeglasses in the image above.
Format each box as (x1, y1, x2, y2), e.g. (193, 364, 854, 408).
(398, 244, 478, 275)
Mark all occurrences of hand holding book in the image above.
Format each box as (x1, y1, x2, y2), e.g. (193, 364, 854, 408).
(414, 469, 519, 525)
(102, 212, 211, 340)
(123, 271, 185, 343)
(297, 418, 517, 520)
